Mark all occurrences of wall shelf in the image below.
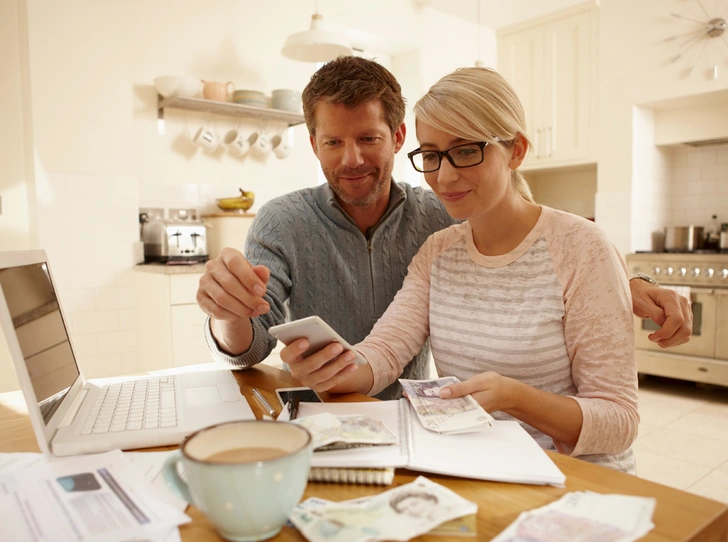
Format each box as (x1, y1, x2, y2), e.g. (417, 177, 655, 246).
(157, 95, 305, 127)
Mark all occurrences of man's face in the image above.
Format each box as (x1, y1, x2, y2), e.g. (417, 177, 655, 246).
(310, 100, 405, 209)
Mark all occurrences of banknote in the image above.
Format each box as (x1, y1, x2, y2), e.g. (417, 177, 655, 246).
(293, 412, 397, 451)
(288, 476, 477, 542)
(491, 491, 656, 542)
(290, 497, 477, 537)
(399, 377, 494, 434)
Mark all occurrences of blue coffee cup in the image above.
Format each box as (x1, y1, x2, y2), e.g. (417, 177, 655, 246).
(163, 420, 312, 542)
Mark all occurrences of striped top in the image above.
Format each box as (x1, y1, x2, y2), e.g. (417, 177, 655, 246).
(356, 206, 639, 473)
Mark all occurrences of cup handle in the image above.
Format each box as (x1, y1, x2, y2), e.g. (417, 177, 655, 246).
(162, 452, 194, 505)
(226, 81, 234, 94)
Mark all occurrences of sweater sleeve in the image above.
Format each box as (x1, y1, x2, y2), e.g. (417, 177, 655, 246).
(205, 203, 293, 369)
(356, 231, 453, 395)
(545, 213, 639, 457)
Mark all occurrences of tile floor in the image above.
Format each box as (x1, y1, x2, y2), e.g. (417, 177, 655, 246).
(634, 375, 728, 505)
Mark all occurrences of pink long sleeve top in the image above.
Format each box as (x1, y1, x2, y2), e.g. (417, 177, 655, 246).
(355, 206, 639, 473)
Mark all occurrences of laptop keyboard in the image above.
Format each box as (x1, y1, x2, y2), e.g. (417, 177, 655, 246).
(82, 377, 178, 435)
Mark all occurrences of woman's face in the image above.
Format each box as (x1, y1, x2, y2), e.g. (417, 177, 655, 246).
(415, 122, 525, 222)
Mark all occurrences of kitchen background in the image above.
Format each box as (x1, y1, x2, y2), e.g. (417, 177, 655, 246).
(2, 0, 728, 500)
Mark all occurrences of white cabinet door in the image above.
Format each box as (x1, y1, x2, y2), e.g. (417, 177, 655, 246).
(498, 26, 543, 162)
(136, 271, 209, 371)
(498, 4, 597, 170)
(716, 290, 728, 361)
(171, 304, 212, 367)
(544, 10, 593, 165)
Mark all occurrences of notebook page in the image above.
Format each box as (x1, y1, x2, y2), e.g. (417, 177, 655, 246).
(407, 414, 566, 486)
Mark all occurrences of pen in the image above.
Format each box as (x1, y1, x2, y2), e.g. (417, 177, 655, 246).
(289, 396, 300, 420)
(251, 388, 277, 418)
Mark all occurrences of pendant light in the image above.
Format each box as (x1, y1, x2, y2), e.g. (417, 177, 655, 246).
(474, 0, 484, 67)
(281, 1, 353, 63)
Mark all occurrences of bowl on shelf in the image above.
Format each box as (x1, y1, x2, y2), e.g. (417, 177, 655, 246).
(232, 89, 267, 107)
(216, 189, 255, 212)
(271, 89, 302, 113)
(154, 75, 203, 98)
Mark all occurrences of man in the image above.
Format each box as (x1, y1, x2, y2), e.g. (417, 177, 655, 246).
(196, 56, 691, 400)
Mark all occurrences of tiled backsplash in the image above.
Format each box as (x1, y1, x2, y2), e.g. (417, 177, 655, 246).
(36, 172, 140, 380)
(670, 144, 728, 227)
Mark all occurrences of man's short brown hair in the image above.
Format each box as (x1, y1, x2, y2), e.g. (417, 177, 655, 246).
(302, 56, 406, 136)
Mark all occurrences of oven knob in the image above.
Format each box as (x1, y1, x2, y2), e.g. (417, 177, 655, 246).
(652, 266, 661, 275)
(692, 267, 701, 277)
(706, 268, 715, 279)
(679, 267, 687, 277)
(666, 266, 674, 276)
(722, 269, 728, 280)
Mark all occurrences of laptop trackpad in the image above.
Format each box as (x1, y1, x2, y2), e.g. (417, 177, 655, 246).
(184, 386, 223, 406)
(184, 383, 240, 405)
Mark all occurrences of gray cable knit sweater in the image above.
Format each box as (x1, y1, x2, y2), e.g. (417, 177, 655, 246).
(204, 180, 455, 400)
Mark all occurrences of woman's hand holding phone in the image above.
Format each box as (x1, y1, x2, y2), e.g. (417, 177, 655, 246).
(269, 317, 373, 395)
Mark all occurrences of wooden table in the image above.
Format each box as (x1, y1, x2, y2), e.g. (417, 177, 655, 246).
(2, 364, 727, 541)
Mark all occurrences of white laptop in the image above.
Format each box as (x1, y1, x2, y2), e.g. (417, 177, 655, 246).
(0, 249, 255, 456)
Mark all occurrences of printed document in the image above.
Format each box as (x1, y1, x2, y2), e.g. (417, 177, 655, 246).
(0, 449, 190, 542)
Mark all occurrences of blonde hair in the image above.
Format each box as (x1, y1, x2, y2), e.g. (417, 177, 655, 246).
(413, 67, 534, 203)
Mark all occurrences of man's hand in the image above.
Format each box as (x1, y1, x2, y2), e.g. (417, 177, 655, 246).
(196, 248, 270, 354)
(630, 279, 692, 348)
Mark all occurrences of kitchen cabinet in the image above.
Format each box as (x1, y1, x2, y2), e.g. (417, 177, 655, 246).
(201, 213, 256, 259)
(135, 269, 211, 372)
(716, 290, 728, 360)
(157, 96, 305, 127)
(497, 2, 598, 170)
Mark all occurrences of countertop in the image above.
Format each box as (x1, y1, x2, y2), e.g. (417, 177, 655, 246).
(201, 212, 256, 218)
(133, 262, 206, 275)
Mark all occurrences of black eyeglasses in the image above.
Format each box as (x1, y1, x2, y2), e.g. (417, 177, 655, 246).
(407, 141, 497, 173)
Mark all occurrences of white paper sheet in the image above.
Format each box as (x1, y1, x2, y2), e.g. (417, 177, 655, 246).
(0, 449, 190, 542)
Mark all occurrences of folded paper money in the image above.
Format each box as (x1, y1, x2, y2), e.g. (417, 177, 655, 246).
(289, 476, 478, 542)
(293, 412, 397, 451)
(399, 377, 495, 434)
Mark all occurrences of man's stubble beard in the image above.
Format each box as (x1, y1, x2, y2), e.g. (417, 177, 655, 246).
(323, 160, 393, 208)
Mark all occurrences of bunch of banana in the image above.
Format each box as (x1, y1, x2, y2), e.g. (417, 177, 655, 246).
(216, 188, 255, 211)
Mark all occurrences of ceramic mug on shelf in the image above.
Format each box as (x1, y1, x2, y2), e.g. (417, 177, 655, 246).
(247, 131, 271, 158)
(192, 122, 220, 153)
(270, 133, 291, 160)
(223, 126, 251, 157)
(202, 80, 235, 102)
(163, 420, 312, 542)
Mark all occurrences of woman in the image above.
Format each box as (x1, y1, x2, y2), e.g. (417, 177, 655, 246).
(287, 67, 638, 473)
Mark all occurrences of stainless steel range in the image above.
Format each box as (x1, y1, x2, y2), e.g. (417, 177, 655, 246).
(626, 252, 728, 387)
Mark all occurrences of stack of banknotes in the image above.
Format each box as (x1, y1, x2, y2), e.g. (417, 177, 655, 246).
(399, 377, 495, 434)
(292, 412, 397, 451)
(492, 490, 656, 541)
(288, 476, 477, 542)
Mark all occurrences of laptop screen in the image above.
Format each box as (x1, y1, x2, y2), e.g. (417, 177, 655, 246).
(0, 261, 80, 424)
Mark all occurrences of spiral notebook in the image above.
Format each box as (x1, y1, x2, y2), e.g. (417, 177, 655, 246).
(278, 399, 566, 487)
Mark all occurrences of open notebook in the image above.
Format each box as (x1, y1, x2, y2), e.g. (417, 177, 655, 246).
(0, 249, 255, 456)
(279, 399, 566, 487)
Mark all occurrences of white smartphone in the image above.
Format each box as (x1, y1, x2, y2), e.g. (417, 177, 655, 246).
(274, 387, 322, 408)
(268, 315, 368, 366)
